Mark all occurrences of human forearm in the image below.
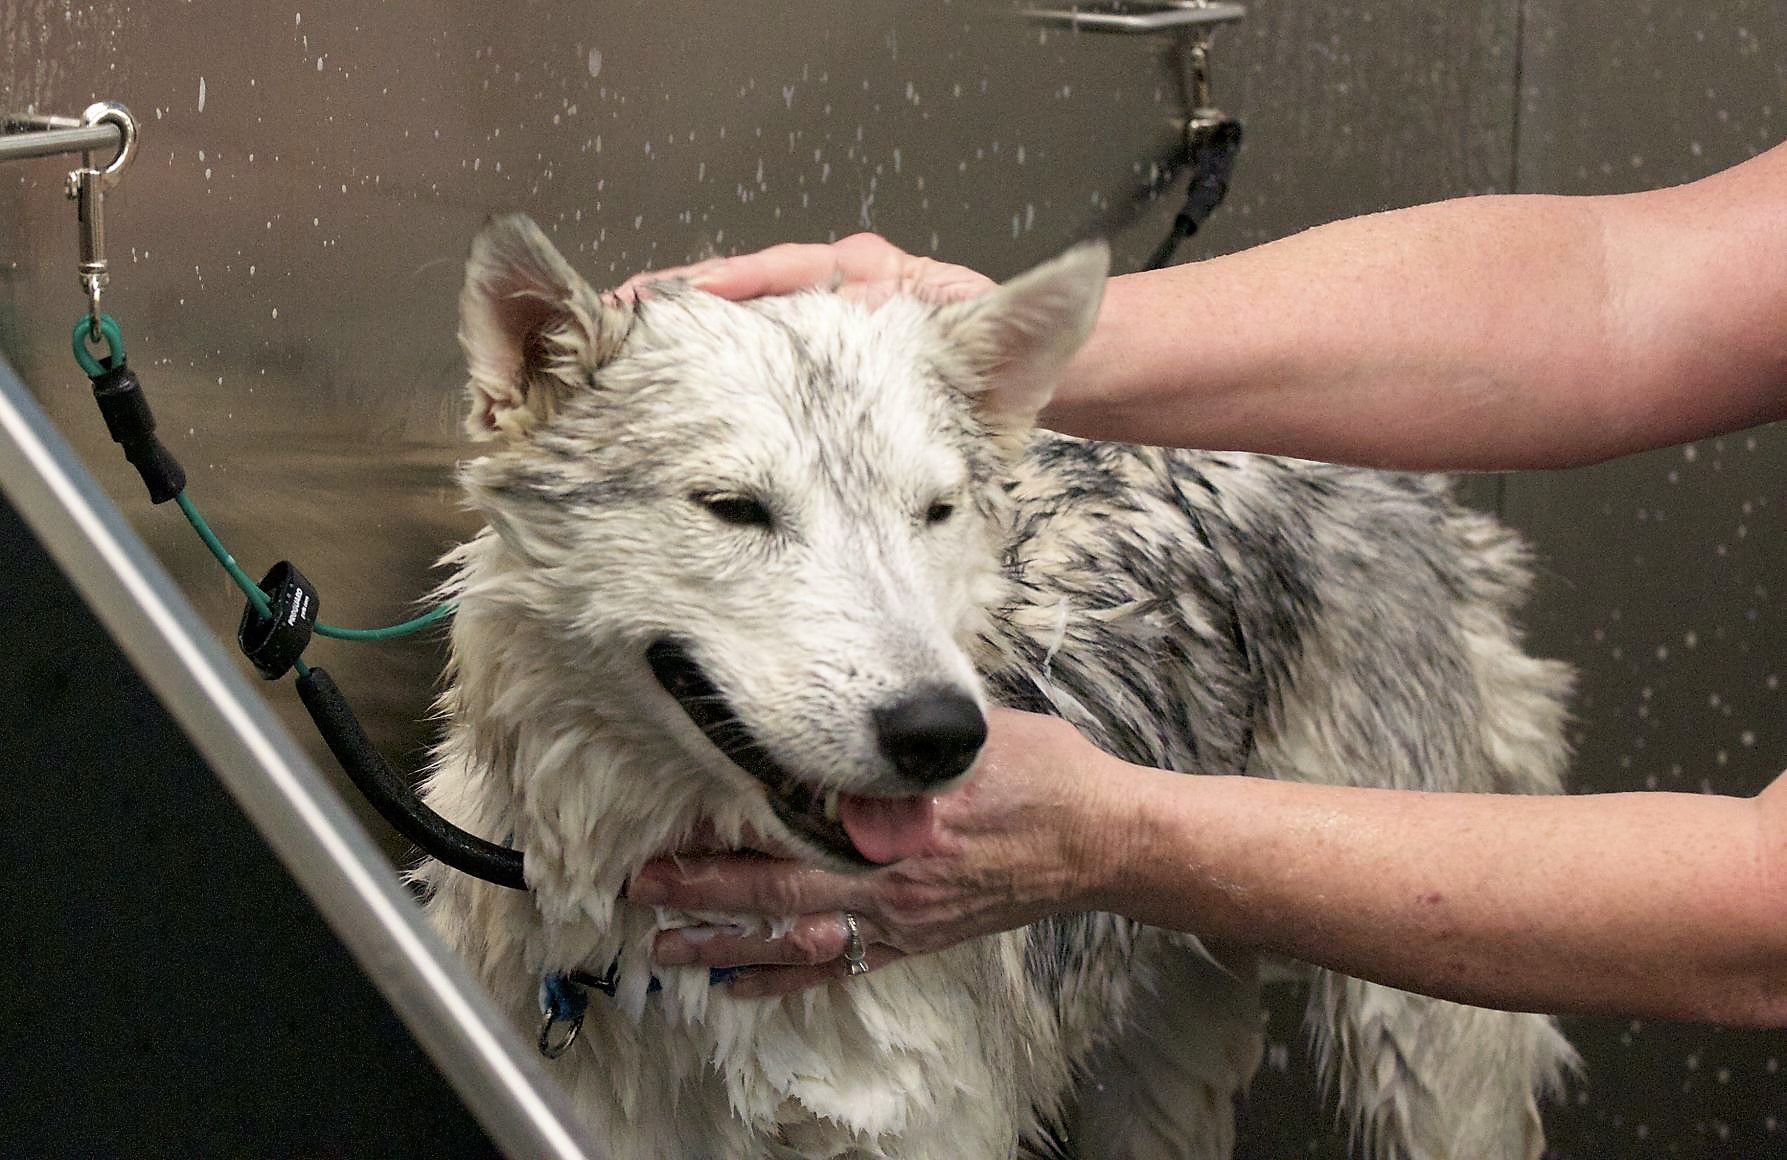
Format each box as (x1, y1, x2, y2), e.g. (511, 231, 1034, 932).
(1048, 196, 1619, 467)
(633, 144, 1786, 469)
(1049, 146, 1787, 467)
(1097, 766, 1787, 1024)
(634, 713, 1787, 1024)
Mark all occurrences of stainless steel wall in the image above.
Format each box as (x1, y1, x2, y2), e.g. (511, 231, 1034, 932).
(1503, 4, 1787, 1154)
(3, 2, 1782, 1155)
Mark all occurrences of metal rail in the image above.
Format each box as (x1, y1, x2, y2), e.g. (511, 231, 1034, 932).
(0, 351, 602, 1160)
(1023, 2, 1245, 34)
(0, 119, 122, 163)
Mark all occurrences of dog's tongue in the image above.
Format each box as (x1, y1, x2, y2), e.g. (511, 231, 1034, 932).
(837, 793, 936, 864)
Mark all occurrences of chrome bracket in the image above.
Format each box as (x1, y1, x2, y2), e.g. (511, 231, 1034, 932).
(2, 101, 139, 340)
(1022, 1, 1246, 36)
(1024, 4, 1244, 137)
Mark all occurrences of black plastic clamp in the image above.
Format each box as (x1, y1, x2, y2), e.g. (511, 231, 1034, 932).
(237, 561, 319, 679)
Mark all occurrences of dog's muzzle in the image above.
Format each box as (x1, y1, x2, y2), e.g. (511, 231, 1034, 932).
(646, 637, 877, 866)
(646, 638, 976, 866)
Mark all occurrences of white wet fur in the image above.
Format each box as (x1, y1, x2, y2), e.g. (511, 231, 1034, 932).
(420, 214, 1577, 1158)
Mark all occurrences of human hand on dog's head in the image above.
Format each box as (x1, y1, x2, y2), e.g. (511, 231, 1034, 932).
(615, 232, 995, 310)
(627, 707, 1143, 999)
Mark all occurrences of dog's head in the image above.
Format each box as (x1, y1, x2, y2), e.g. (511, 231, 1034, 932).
(456, 216, 1106, 867)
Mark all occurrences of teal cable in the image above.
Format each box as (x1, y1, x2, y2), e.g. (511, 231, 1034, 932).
(315, 602, 455, 641)
(175, 492, 271, 616)
(174, 491, 453, 643)
(83, 316, 447, 670)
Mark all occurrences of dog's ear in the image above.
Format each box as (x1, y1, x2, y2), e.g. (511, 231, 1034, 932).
(937, 241, 1109, 426)
(459, 214, 632, 441)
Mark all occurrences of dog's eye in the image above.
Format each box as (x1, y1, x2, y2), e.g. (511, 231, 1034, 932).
(925, 500, 956, 525)
(696, 492, 775, 528)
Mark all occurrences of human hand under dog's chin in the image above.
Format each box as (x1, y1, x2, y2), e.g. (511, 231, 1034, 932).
(626, 708, 1137, 999)
(615, 232, 995, 310)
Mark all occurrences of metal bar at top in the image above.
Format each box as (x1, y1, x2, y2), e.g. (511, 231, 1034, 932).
(0, 121, 122, 164)
(0, 352, 603, 1160)
(1024, 2, 1246, 34)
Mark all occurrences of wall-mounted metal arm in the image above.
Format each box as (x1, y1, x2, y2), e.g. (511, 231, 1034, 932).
(1022, 3, 1248, 270)
(1023, 1, 1245, 34)
(0, 352, 603, 1160)
(4, 103, 139, 335)
(0, 118, 122, 164)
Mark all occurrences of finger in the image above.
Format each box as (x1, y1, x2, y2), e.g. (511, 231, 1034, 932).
(894, 257, 997, 305)
(726, 945, 906, 1000)
(684, 242, 851, 300)
(657, 820, 793, 860)
(627, 854, 859, 915)
(653, 911, 855, 969)
(613, 258, 727, 301)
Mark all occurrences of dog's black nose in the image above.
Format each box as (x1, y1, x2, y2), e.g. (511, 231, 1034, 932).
(874, 686, 987, 786)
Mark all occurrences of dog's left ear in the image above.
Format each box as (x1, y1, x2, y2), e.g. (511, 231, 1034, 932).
(937, 241, 1109, 426)
(460, 214, 632, 441)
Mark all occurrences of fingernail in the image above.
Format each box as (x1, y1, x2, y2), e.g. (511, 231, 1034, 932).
(654, 937, 694, 966)
(627, 874, 667, 904)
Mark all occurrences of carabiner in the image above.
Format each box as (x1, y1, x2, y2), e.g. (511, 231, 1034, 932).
(67, 102, 138, 341)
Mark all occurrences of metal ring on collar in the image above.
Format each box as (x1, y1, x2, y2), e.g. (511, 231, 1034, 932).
(538, 1006, 584, 1059)
(532, 1000, 582, 1058)
(841, 910, 870, 976)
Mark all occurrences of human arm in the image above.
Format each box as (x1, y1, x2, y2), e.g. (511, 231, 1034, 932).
(630, 709, 1787, 1025)
(1109, 762, 1787, 1025)
(1057, 142, 1787, 467)
(641, 141, 1787, 469)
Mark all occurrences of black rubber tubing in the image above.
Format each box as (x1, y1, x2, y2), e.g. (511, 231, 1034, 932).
(90, 361, 186, 503)
(296, 665, 527, 890)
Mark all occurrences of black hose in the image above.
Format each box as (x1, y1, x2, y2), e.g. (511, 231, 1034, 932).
(296, 666, 527, 890)
(1141, 117, 1243, 272)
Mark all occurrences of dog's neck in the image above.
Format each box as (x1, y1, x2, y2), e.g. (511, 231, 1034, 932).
(437, 532, 776, 1013)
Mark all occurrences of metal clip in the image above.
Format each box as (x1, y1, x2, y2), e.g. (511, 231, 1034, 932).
(63, 102, 138, 341)
(537, 973, 589, 1060)
(1181, 31, 1213, 109)
(1172, 28, 1227, 139)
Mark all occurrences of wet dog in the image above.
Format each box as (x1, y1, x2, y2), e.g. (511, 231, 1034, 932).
(419, 214, 1577, 1158)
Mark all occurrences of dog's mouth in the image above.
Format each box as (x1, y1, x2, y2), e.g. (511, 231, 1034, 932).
(646, 638, 932, 867)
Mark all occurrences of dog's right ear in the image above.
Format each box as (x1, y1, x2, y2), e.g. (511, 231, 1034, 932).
(460, 214, 632, 441)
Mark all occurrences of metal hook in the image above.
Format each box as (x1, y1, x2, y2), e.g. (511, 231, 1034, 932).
(537, 1006, 585, 1059)
(1175, 31, 1214, 112)
(64, 103, 138, 340)
(536, 971, 590, 1059)
(71, 169, 107, 341)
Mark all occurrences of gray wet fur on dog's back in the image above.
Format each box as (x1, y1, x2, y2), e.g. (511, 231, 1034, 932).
(991, 438, 1577, 1158)
(994, 439, 1567, 791)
